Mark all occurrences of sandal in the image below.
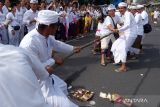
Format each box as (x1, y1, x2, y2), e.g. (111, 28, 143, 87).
(101, 63, 106, 66)
(115, 68, 127, 72)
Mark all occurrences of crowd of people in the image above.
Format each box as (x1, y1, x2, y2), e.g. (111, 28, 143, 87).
(0, 0, 150, 107)
(0, 0, 104, 44)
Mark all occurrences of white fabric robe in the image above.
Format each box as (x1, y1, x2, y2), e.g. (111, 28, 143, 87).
(20, 29, 78, 107)
(0, 44, 51, 107)
(111, 35, 127, 63)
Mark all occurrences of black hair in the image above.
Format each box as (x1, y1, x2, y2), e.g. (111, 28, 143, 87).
(97, 16, 104, 23)
(38, 23, 59, 30)
(99, 7, 105, 23)
(49, 23, 59, 28)
(38, 24, 48, 30)
(16, 0, 20, 5)
(41, 1, 46, 4)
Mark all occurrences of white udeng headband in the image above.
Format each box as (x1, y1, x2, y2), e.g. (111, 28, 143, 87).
(118, 2, 127, 7)
(35, 10, 59, 25)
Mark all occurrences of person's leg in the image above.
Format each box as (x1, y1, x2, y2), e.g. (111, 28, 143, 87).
(120, 63, 127, 71)
(100, 37, 110, 65)
(101, 49, 106, 66)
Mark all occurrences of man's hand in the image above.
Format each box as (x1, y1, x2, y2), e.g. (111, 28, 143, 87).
(45, 65, 54, 75)
(113, 29, 119, 33)
(55, 56, 63, 65)
(73, 46, 81, 53)
(11, 30, 15, 35)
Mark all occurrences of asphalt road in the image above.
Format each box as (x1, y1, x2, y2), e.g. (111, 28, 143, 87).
(54, 23, 160, 107)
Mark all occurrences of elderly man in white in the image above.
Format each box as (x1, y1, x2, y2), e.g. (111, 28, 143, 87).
(0, 43, 51, 107)
(20, 10, 79, 107)
(111, 2, 137, 72)
(23, 0, 38, 32)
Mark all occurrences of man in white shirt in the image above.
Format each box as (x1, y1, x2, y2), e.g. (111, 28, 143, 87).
(133, 5, 144, 53)
(20, 10, 80, 107)
(100, 4, 121, 66)
(141, 5, 148, 25)
(113, 2, 137, 72)
(23, 0, 38, 32)
(0, 43, 51, 107)
(140, 5, 149, 52)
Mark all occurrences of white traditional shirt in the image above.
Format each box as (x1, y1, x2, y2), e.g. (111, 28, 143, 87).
(69, 11, 78, 23)
(135, 12, 144, 36)
(19, 29, 77, 107)
(0, 44, 50, 107)
(16, 8, 24, 25)
(21, 6, 28, 14)
(2, 5, 9, 16)
(95, 22, 104, 36)
(103, 15, 121, 35)
(23, 9, 38, 32)
(141, 10, 148, 25)
(19, 29, 73, 67)
(6, 12, 20, 29)
(119, 11, 137, 38)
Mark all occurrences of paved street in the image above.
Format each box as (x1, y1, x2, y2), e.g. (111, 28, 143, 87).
(54, 23, 160, 107)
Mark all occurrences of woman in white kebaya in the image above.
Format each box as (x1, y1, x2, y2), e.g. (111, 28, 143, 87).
(6, 5, 21, 46)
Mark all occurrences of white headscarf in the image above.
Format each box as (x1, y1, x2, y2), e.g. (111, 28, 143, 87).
(137, 5, 144, 9)
(30, 0, 38, 4)
(130, 5, 138, 10)
(36, 10, 59, 25)
(118, 2, 127, 7)
(108, 4, 116, 11)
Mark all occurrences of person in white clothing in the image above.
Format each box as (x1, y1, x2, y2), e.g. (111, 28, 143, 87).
(140, 5, 149, 52)
(153, 8, 159, 24)
(133, 5, 144, 54)
(6, 5, 21, 46)
(112, 2, 137, 72)
(128, 5, 141, 55)
(0, 1, 8, 44)
(16, 0, 28, 42)
(92, 16, 104, 55)
(141, 5, 148, 25)
(0, 43, 51, 107)
(23, 0, 38, 32)
(101, 4, 121, 66)
(20, 10, 80, 107)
